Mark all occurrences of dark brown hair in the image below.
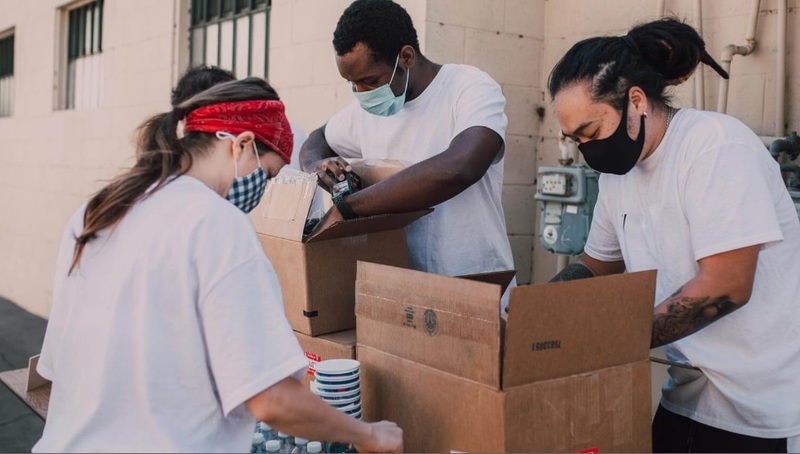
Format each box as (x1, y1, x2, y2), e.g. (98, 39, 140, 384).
(548, 17, 728, 110)
(69, 77, 279, 274)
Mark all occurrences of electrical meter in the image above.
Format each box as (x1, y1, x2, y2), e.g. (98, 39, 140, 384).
(534, 165, 599, 256)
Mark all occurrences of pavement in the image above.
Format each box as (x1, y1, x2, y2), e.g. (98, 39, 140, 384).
(0, 296, 47, 453)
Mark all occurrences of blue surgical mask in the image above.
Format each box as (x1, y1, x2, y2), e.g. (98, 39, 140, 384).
(352, 54, 409, 117)
(217, 131, 268, 213)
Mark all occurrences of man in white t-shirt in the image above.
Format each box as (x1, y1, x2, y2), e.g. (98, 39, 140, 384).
(299, 0, 515, 303)
(548, 18, 800, 453)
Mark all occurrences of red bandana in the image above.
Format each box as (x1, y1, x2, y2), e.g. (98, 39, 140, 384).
(183, 100, 294, 164)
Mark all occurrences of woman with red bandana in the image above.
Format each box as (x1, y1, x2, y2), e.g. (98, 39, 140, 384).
(33, 78, 402, 453)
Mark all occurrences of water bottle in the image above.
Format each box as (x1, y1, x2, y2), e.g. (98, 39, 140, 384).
(292, 437, 310, 453)
(277, 432, 295, 453)
(307, 441, 323, 454)
(260, 422, 276, 441)
(265, 440, 282, 453)
(324, 441, 351, 453)
(252, 432, 266, 454)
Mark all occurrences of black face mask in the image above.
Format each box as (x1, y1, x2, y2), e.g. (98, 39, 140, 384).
(577, 95, 645, 175)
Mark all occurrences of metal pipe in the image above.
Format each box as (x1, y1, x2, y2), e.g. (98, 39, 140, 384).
(759, 135, 786, 148)
(776, 0, 787, 136)
(556, 255, 570, 274)
(656, 0, 666, 17)
(769, 132, 800, 162)
(717, 0, 761, 113)
(557, 133, 579, 165)
(694, 0, 705, 109)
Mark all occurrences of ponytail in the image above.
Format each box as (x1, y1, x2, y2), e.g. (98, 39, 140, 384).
(69, 111, 190, 274)
(548, 17, 727, 109)
(69, 77, 282, 275)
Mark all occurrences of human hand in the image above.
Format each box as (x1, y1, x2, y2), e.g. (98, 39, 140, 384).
(354, 421, 403, 453)
(310, 157, 352, 191)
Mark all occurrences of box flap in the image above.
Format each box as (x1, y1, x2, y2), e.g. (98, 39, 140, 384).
(304, 209, 432, 243)
(249, 169, 317, 241)
(26, 354, 50, 391)
(346, 158, 411, 186)
(356, 262, 504, 388)
(502, 271, 656, 388)
(458, 270, 517, 295)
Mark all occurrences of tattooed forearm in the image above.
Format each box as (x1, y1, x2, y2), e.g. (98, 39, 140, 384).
(651, 287, 741, 348)
(549, 263, 595, 283)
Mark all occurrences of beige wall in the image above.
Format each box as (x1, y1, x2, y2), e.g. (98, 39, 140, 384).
(0, 0, 798, 317)
(425, 0, 546, 285)
(0, 0, 178, 317)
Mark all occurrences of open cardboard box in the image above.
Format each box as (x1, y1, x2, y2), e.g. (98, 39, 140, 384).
(249, 160, 431, 336)
(355, 261, 655, 453)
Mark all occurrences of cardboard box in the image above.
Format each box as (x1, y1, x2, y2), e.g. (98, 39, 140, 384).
(295, 329, 357, 387)
(249, 163, 431, 336)
(355, 262, 656, 453)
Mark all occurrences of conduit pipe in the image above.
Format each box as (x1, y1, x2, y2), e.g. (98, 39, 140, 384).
(656, 0, 666, 17)
(694, 0, 705, 109)
(776, 0, 787, 137)
(554, 135, 580, 274)
(717, 0, 761, 113)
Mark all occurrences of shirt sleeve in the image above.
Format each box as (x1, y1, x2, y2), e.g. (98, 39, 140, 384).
(584, 182, 623, 262)
(324, 101, 364, 159)
(38, 204, 87, 380)
(196, 210, 307, 417)
(452, 70, 508, 162)
(682, 142, 784, 261)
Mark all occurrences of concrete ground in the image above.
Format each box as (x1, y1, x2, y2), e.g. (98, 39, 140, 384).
(0, 297, 46, 453)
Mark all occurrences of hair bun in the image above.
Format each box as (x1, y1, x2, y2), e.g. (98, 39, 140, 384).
(627, 17, 727, 86)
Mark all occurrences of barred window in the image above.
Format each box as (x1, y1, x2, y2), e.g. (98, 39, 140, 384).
(0, 30, 14, 117)
(61, 0, 104, 110)
(190, 0, 271, 78)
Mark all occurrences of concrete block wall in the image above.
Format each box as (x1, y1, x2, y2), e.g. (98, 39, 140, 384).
(0, 0, 178, 317)
(425, 0, 546, 285)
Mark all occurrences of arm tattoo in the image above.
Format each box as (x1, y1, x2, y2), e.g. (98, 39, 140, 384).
(651, 287, 741, 348)
(549, 263, 595, 283)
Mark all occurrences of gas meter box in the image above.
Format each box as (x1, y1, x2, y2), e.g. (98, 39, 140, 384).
(534, 165, 599, 256)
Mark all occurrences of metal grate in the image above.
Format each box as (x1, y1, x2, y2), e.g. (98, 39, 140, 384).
(0, 32, 14, 117)
(189, 0, 271, 78)
(64, 0, 104, 110)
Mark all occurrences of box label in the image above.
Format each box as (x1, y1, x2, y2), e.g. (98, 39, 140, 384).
(532, 339, 562, 351)
(305, 351, 322, 376)
(403, 306, 417, 330)
(424, 309, 438, 336)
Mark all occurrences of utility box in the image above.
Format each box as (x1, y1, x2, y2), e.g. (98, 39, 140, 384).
(534, 165, 599, 256)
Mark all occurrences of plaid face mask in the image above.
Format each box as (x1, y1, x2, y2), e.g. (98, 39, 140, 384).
(217, 131, 268, 213)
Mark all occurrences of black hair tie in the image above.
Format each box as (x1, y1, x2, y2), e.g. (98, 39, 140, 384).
(621, 35, 642, 57)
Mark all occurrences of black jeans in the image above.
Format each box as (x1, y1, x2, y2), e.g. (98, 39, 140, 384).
(653, 405, 787, 453)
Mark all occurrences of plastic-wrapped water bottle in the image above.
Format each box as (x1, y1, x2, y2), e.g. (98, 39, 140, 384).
(277, 432, 295, 453)
(259, 422, 276, 441)
(292, 437, 309, 453)
(252, 432, 266, 453)
(307, 441, 323, 454)
(265, 440, 282, 453)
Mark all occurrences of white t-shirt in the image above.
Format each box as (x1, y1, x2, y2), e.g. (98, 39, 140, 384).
(34, 176, 308, 453)
(325, 64, 516, 302)
(288, 123, 308, 171)
(585, 109, 800, 438)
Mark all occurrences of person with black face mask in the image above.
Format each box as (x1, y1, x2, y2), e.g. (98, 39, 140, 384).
(547, 18, 800, 454)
